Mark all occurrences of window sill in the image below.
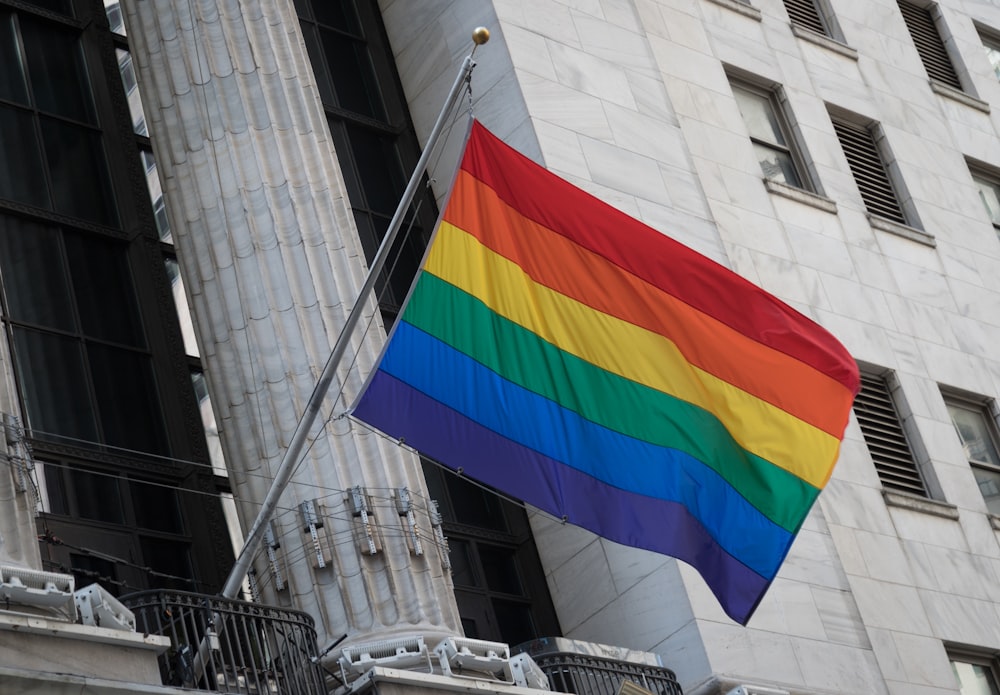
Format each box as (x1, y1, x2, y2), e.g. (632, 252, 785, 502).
(868, 214, 936, 247)
(765, 179, 837, 213)
(790, 24, 858, 60)
(930, 80, 991, 113)
(704, 0, 761, 21)
(883, 490, 959, 520)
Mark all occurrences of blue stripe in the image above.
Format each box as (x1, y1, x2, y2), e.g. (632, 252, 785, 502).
(353, 369, 773, 624)
(378, 321, 793, 579)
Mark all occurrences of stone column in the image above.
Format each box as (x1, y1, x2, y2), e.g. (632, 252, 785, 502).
(121, 0, 461, 652)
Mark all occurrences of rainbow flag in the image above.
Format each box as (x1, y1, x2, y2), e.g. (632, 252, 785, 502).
(352, 121, 859, 624)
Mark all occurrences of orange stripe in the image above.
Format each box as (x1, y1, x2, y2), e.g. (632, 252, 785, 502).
(444, 169, 852, 438)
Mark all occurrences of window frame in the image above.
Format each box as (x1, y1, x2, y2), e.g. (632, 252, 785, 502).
(949, 647, 1000, 695)
(977, 24, 1000, 83)
(729, 75, 820, 195)
(967, 161, 1000, 239)
(943, 391, 1000, 516)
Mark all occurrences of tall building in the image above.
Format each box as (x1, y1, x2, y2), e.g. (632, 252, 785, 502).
(3, 1, 1000, 694)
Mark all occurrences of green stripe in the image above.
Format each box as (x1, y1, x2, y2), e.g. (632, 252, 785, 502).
(407, 273, 819, 532)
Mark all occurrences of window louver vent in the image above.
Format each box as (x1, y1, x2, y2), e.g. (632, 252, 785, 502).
(898, 1, 963, 90)
(831, 119, 907, 225)
(784, 0, 827, 35)
(854, 373, 927, 496)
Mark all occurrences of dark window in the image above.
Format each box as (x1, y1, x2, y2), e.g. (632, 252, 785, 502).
(831, 117, 909, 225)
(0, 218, 167, 453)
(423, 461, 561, 646)
(854, 371, 927, 496)
(898, 1, 963, 90)
(297, 0, 438, 322)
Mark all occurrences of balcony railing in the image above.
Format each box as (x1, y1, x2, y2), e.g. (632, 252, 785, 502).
(518, 638, 683, 695)
(122, 589, 327, 695)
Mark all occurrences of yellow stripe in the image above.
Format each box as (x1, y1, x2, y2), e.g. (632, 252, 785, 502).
(426, 223, 839, 488)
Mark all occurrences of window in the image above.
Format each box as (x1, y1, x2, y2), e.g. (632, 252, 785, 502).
(944, 395, 1000, 515)
(950, 651, 1000, 695)
(731, 79, 814, 191)
(783, 0, 829, 36)
(980, 30, 1000, 82)
(970, 167, 1000, 236)
(296, 0, 439, 323)
(830, 116, 910, 226)
(422, 460, 561, 645)
(898, 1, 964, 91)
(854, 371, 928, 496)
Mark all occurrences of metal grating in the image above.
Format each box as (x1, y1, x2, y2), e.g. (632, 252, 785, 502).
(784, 0, 827, 35)
(831, 119, 907, 225)
(122, 589, 327, 695)
(854, 373, 927, 496)
(897, 1, 963, 90)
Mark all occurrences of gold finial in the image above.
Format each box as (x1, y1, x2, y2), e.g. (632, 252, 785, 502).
(472, 26, 490, 45)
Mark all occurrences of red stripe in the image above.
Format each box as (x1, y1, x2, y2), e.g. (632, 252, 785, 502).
(461, 121, 860, 394)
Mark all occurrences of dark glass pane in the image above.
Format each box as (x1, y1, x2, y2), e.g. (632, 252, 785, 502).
(64, 232, 143, 346)
(420, 460, 453, 521)
(346, 124, 406, 214)
(479, 546, 524, 595)
(0, 12, 28, 105)
(492, 599, 537, 646)
(302, 25, 335, 106)
(328, 118, 363, 202)
(291, 0, 311, 20)
(43, 463, 68, 515)
(0, 218, 74, 330)
(41, 119, 117, 225)
(321, 29, 385, 120)
(314, 0, 360, 34)
(0, 106, 48, 208)
(20, 0, 73, 16)
(449, 539, 479, 588)
(353, 211, 380, 264)
(139, 537, 194, 590)
(753, 143, 802, 187)
(71, 468, 125, 523)
(88, 344, 168, 455)
(12, 327, 98, 442)
(444, 473, 508, 532)
(20, 17, 93, 122)
(131, 480, 183, 533)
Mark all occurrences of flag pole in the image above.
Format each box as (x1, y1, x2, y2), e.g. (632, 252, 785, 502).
(220, 30, 489, 599)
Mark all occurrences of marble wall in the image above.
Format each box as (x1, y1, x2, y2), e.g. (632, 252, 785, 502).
(380, 1, 1000, 693)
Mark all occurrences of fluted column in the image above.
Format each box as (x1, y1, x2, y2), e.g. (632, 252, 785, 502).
(121, 0, 461, 651)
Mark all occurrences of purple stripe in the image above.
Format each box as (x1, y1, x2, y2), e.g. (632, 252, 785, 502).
(354, 370, 770, 624)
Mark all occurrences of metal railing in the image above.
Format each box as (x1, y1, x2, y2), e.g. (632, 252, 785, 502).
(532, 651, 683, 695)
(122, 589, 327, 695)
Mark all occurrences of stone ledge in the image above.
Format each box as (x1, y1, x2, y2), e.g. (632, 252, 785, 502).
(704, 0, 761, 21)
(764, 179, 838, 213)
(883, 490, 960, 519)
(790, 24, 858, 60)
(868, 215, 936, 247)
(930, 80, 991, 113)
